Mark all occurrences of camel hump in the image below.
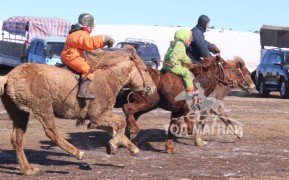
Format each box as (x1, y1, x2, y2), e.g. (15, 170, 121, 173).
(86, 45, 140, 68)
(0, 75, 7, 96)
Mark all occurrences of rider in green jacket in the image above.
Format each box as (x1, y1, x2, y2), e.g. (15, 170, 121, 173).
(163, 29, 198, 96)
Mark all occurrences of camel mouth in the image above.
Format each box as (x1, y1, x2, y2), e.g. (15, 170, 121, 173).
(247, 84, 256, 94)
(238, 83, 255, 94)
(241, 84, 255, 94)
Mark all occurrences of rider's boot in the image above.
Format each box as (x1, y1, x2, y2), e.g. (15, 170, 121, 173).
(186, 87, 199, 97)
(77, 79, 95, 99)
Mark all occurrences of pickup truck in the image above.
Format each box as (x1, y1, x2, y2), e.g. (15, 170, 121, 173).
(0, 16, 71, 67)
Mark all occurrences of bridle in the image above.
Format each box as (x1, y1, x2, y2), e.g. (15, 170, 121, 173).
(228, 67, 252, 90)
(209, 60, 237, 88)
(209, 58, 251, 90)
(134, 61, 151, 94)
(103, 49, 151, 95)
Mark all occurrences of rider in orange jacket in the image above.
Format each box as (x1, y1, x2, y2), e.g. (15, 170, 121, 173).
(61, 13, 115, 99)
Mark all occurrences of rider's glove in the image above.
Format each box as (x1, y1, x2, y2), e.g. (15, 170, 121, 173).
(211, 44, 220, 54)
(104, 35, 115, 48)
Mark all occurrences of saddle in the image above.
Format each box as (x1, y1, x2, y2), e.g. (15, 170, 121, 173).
(55, 63, 81, 80)
(160, 68, 167, 74)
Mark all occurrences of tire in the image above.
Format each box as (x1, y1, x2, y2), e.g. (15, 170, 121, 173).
(151, 62, 158, 69)
(251, 70, 257, 87)
(0, 65, 13, 76)
(258, 79, 270, 97)
(280, 79, 289, 99)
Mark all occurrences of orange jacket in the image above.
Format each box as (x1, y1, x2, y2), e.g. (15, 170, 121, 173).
(61, 30, 105, 64)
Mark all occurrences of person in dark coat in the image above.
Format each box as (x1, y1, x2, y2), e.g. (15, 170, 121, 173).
(187, 15, 220, 64)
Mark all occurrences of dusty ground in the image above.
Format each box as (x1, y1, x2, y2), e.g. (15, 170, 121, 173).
(0, 82, 289, 179)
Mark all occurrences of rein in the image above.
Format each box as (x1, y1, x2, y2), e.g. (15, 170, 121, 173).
(134, 62, 147, 88)
(210, 60, 251, 90)
(104, 49, 150, 95)
(83, 49, 108, 80)
(229, 68, 251, 89)
(209, 61, 236, 88)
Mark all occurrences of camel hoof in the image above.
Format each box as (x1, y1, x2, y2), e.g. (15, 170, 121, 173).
(166, 147, 176, 154)
(196, 141, 208, 147)
(129, 132, 138, 141)
(236, 132, 243, 139)
(129, 129, 140, 140)
(23, 166, 41, 175)
(130, 147, 140, 155)
(106, 143, 116, 155)
(78, 151, 84, 160)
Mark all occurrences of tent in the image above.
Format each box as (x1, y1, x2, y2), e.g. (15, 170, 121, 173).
(2, 16, 71, 42)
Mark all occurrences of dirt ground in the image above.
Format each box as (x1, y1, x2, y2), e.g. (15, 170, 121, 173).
(0, 85, 289, 179)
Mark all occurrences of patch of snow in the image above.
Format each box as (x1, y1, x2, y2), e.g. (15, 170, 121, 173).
(93, 25, 261, 72)
(224, 172, 237, 176)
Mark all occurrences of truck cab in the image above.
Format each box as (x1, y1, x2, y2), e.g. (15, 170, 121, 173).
(27, 37, 65, 65)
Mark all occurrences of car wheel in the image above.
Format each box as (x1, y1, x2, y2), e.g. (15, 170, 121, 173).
(0, 65, 12, 76)
(151, 62, 158, 69)
(251, 70, 256, 86)
(258, 79, 270, 97)
(280, 79, 289, 99)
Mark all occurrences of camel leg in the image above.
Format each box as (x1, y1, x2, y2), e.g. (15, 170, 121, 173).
(194, 111, 208, 146)
(184, 109, 195, 135)
(185, 118, 194, 135)
(165, 121, 176, 154)
(165, 117, 181, 154)
(218, 106, 231, 126)
(93, 112, 139, 155)
(123, 102, 141, 140)
(32, 102, 83, 160)
(2, 95, 39, 175)
(36, 115, 84, 160)
(217, 106, 243, 138)
(123, 95, 159, 140)
(10, 111, 41, 175)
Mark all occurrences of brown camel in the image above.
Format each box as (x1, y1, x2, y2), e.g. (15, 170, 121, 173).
(0, 48, 156, 175)
(115, 56, 255, 153)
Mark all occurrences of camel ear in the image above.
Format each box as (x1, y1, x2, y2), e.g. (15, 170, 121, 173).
(239, 60, 245, 69)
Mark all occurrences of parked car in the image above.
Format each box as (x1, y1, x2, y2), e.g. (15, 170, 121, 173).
(0, 16, 71, 67)
(253, 25, 289, 99)
(254, 49, 289, 98)
(115, 38, 161, 69)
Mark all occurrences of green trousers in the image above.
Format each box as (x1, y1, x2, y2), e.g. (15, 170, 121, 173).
(168, 64, 194, 89)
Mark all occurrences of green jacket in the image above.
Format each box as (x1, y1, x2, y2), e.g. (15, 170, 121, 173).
(163, 29, 191, 70)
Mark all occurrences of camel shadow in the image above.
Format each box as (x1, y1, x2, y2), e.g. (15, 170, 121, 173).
(0, 149, 91, 175)
(132, 129, 167, 152)
(0, 129, 196, 175)
(40, 131, 111, 151)
(41, 129, 167, 152)
(40, 129, 194, 154)
(228, 90, 281, 99)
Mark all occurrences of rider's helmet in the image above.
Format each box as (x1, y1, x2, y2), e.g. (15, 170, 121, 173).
(78, 13, 95, 29)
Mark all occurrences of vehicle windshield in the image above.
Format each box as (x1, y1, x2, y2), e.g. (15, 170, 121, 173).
(116, 43, 138, 50)
(284, 53, 289, 65)
(46, 42, 65, 58)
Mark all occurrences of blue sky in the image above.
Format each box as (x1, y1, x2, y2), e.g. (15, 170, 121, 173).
(1, 0, 288, 32)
